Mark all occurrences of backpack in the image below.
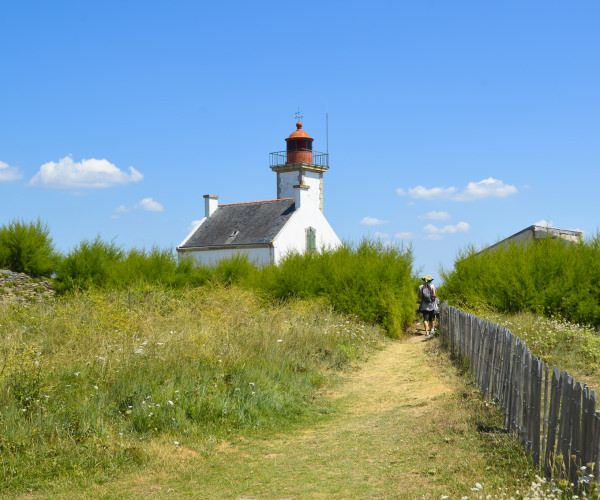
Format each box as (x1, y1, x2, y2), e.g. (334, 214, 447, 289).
(421, 283, 434, 303)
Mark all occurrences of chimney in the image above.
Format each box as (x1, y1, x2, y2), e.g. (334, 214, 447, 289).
(203, 194, 219, 217)
(293, 184, 309, 211)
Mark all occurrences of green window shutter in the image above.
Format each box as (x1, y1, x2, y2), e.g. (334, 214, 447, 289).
(306, 227, 316, 254)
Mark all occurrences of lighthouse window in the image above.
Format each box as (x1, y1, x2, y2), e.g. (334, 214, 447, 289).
(287, 139, 312, 151)
(306, 227, 316, 254)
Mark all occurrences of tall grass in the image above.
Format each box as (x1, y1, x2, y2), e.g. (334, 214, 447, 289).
(53, 238, 417, 337)
(440, 234, 600, 327)
(0, 285, 383, 492)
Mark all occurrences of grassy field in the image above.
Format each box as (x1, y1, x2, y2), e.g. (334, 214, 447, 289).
(5, 327, 543, 499)
(2, 282, 590, 497)
(0, 285, 384, 494)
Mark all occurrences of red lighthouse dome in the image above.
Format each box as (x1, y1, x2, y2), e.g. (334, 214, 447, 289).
(285, 122, 314, 164)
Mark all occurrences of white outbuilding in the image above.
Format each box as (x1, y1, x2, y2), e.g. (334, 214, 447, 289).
(176, 121, 341, 267)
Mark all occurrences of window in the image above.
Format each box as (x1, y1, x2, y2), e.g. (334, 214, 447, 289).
(306, 227, 316, 254)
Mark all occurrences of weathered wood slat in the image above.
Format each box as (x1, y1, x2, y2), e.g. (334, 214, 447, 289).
(542, 362, 549, 470)
(522, 349, 532, 450)
(545, 366, 561, 479)
(569, 382, 582, 485)
(558, 373, 573, 478)
(581, 385, 590, 468)
(531, 358, 544, 467)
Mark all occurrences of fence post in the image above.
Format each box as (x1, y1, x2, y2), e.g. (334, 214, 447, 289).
(545, 366, 561, 479)
(531, 357, 542, 467)
(569, 382, 583, 485)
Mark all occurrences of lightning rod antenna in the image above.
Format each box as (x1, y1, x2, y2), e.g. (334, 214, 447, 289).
(326, 111, 329, 156)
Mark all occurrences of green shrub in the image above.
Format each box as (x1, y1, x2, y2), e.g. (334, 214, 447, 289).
(250, 240, 416, 338)
(54, 236, 124, 292)
(54, 240, 213, 292)
(441, 234, 600, 327)
(0, 219, 58, 276)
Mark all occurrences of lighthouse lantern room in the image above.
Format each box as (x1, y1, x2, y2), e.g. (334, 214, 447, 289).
(269, 122, 329, 213)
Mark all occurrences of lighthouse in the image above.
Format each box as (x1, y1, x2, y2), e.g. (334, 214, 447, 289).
(269, 122, 329, 213)
(177, 119, 340, 268)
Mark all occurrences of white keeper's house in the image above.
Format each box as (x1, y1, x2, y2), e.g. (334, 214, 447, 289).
(176, 121, 341, 267)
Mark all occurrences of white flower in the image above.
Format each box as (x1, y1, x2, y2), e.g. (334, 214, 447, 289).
(94, 386, 98, 390)
(277, 339, 283, 343)
(168, 400, 174, 406)
(174, 441, 180, 445)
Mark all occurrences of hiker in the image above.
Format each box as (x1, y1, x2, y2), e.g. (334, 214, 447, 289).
(418, 275, 437, 336)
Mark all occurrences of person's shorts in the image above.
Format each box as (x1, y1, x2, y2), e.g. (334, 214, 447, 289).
(422, 310, 435, 322)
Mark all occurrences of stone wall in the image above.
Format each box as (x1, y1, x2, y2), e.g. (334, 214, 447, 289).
(0, 270, 55, 305)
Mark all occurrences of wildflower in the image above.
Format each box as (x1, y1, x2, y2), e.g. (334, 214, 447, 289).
(168, 400, 174, 406)
(277, 339, 283, 343)
(94, 386, 98, 390)
(74, 372, 81, 376)
(174, 441, 180, 445)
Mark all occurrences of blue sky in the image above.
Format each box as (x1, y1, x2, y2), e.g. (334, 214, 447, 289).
(1, 1, 598, 281)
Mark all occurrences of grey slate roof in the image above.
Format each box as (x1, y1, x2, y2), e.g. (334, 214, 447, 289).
(179, 199, 296, 249)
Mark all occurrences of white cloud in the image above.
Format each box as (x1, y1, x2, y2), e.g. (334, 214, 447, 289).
(394, 232, 414, 239)
(418, 211, 451, 221)
(0, 161, 23, 182)
(374, 231, 390, 239)
(533, 219, 553, 228)
(397, 177, 517, 202)
(29, 156, 143, 188)
(137, 197, 164, 212)
(424, 222, 470, 235)
(115, 197, 164, 214)
(453, 178, 517, 201)
(360, 216, 389, 225)
(397, 185, 457, 200)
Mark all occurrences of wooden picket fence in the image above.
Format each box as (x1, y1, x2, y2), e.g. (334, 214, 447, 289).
(439, 302, 600, 484)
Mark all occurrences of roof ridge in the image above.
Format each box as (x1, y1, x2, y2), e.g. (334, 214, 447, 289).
(219, 198, 294, 207)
